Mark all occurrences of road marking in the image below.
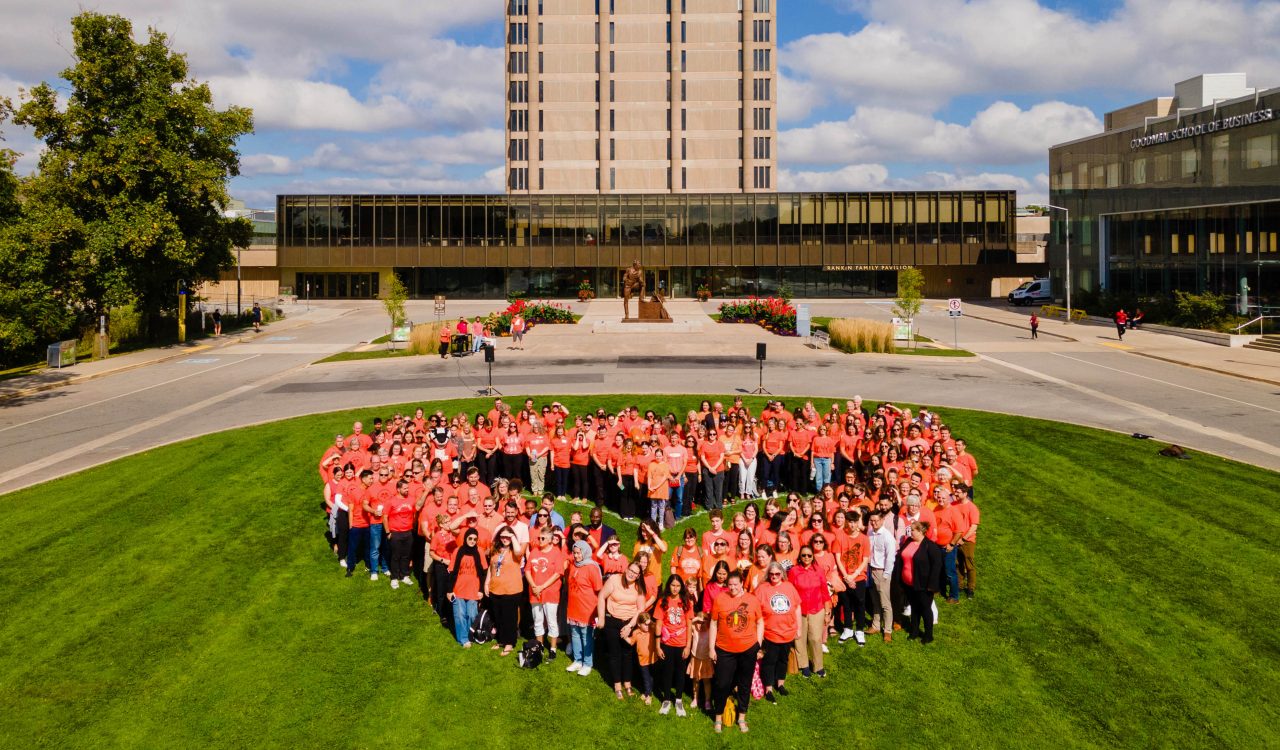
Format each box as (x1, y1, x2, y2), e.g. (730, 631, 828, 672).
(182, 358, 220, 364)
(1099, 342, 1133, 351)
(1050, 352, 1280, 414)
(0, 358, 302, 489)
(0, 355, 261, 434)
(266, 336, 297, 342)
(977, 353, 1280, 460)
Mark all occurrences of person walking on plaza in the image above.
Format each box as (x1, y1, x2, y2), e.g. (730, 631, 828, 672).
(251, 301, 262, 332)
(438, 323, 451, 358)
(511, 312, 527, 350)
(1114, 309, 1128, 340)
(212, 308, 222, 337)
(1029, 312, 1038, 340)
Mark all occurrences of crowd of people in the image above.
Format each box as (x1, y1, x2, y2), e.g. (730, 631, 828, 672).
(318, 396, 981, 733)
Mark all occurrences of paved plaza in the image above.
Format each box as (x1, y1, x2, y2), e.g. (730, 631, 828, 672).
(0, 297, 1277, 495)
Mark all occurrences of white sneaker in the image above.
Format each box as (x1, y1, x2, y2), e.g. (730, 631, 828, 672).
(401, 576, 412, 585)
(566, 661, 582, 672)
(854, 630, 866, 646)
(370, 573, 378, 581)
(339, 560, 347, 569)
(659, 701, 672, 715)
(675, 700, 687, 717)
(577, 664, 592, 676)
(821, 643, 830, 654)
(390, 579, 400, 590)
(839, 628, 854, 642)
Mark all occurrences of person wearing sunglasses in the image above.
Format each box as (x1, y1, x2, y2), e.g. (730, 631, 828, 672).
(754, 562, 800, 703)
(788, 545, 829, 678)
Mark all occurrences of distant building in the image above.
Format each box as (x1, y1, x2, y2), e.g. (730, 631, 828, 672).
(505, 0, 777, 194)
(1048, 74, 1278, 313)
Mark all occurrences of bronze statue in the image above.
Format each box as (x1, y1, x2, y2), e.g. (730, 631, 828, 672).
(622, 260, 645, 319)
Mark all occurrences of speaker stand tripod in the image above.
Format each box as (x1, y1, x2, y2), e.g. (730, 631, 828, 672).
(749, 358, 770, 395)
(477, 349, 502, 397)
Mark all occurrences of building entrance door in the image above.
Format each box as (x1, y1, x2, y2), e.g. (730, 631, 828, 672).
(618, 268, 670, 298)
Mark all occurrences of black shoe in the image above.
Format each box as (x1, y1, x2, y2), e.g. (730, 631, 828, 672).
(547, 649, 557, 661)
(801, 667, 812, 678)
(776, 685, 789, 697)
(965, 589, 975, 599)
(765, 692, 777, 704)
(344, 572, 353, 578)
(815, 669, 827, 678)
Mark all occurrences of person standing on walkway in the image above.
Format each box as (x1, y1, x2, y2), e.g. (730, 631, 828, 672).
(511, 312, 527, 350)
(1029, 313, 1038, 340)
(212, 308, 222, 336)
(1114, 309, 1128, 340)
(438, 324, 451, 358)
(251, 302, 262, 332)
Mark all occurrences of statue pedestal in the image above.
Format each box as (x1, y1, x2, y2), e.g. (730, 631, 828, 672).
(624, 297, 672, 323)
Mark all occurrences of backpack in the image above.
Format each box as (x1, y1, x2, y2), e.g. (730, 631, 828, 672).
(517, 639, 544, 669)
(470, 607, 494, 645)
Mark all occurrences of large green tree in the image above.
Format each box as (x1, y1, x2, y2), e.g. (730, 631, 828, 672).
(14, 11, 253, 334)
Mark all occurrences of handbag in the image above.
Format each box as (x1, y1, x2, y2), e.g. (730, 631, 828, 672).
(664, 507, 677, 529)
(750, 662, 766, 700)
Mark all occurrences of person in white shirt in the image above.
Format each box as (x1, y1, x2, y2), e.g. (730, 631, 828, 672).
(867, 511, 897, 642)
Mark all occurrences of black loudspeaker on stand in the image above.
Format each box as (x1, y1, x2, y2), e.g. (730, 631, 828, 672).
(478, 345, 502, 396)
(751, 343, 770, 394)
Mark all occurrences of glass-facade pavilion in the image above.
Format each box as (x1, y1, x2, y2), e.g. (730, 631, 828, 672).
(277, 191, 1016, 299)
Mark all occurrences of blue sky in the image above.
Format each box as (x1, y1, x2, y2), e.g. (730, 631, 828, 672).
(0, 0, 1276, 207)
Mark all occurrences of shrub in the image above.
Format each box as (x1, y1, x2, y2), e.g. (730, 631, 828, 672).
(829, 318, 896, 354)
(1171, 290, 1230, 330)
(407, 322, 444, 355)
(483, 299, 576, 335)
(716, 297, 797, 335)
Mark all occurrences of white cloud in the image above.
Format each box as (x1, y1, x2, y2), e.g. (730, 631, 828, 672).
(780, 163, 1041, 201)
(240, 153, 298, 176)
(781, 101, 1100, 166)
(208, 73, 417, 132)
(784, 0, 1280, 109)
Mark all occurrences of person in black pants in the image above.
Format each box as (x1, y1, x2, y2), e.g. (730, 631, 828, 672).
(485, 535, 523, 656)
(900, 521, 944, 644)
(709, 571, 764, 734)
(652, 574, 696, 715)
(596, 562, 647, 698)
(756, 563, 800, 704)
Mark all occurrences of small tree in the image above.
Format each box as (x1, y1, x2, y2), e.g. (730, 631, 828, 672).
(893, 267, 924, 347)
(383, 275, 409, 338)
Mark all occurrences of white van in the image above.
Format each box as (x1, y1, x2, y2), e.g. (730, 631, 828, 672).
(1008, 278, 1053, 306)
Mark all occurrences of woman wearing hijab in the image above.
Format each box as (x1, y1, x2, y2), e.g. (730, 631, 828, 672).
(446, 528, 487, 647)
(565, 539, 604, 676)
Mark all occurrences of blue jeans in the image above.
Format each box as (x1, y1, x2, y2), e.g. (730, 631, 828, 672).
(471, 334, 483, 353)
(670, 474, 686, 519)
(569, 622, 594, 666)
(453, 598, 479, 645)
(943, 545, 961, 601)
(369, 524, 387, 574)
(346, 525, 370, 572)
(813, 457, 832, 492)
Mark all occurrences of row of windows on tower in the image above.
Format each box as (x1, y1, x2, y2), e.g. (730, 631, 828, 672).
(511, 18, 769, 46)
(508, 106, 772, 133)
(509, 47, 770, 76)
(509, 165, 770, 191)
(509, 1, 773, 17)
(508, 135, 770, 162)
(510, 78, 771, 106)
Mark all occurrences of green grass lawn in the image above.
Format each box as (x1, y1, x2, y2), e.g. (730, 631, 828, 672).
(315, 348, 418, 364)
(1, 395, 1277, 748)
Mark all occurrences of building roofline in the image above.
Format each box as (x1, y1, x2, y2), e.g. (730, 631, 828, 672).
(1049, 84, 1278, 152)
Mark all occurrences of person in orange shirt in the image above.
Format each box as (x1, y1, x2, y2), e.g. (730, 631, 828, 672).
(836, 423, 861, 486)
(484, 530, 525, 656)
(646, 446, 674, 527)
(524, 423, 551, 497)
(811, 423, 837, 493)
(702, 556, 731, 612)
(623, 613, 660, 705)
(525, 527, 566, 658)
(615, 438, 639, 519)
(931, 487, 966, 603)
(475, 416, 500, 485)
(754, 562, 801, 703)
(446, 528, 487, 646)
(773, 529, 800, 571)
(788, 420, 814, 493)
(701, 510, 731, 555)
(708, 570, 764, 734)
(698, 428, 727, 510)
(384, 480, 423, 589)
(671, 528, 704, 591)
(569, 423, 593, 502)
(565, 540, 604, 676)
(549, 424, 573, 499)
(652, 574, 696, 716)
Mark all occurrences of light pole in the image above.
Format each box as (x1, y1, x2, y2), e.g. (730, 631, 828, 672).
(1044, 204, 1071, 323)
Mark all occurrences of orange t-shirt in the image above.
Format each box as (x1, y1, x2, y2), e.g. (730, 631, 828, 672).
(567, 563, 604, 624)
(671, 544, 703, 581)
(789, 428, 814, 457)
(698, 440, 725, 471)
(526, 546, 565, 603)
(449, 553, 485, 601)
(487, 550, 524, 595)
(550, 436, 572, 468)
(755, 581, 801, 643)
(383, 495, 417, 533)
(812, 435, 837, 459)
(525, 434, 550, 459)
(840, 532, 870, 582)
(712, 591, 763, 652)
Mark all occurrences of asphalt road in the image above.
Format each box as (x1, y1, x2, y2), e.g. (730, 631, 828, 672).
(1, 299, 1277, 496)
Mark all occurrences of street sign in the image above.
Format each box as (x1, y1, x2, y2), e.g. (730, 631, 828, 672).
(892, 317, 912, 341)
(948, 298, 962, 317)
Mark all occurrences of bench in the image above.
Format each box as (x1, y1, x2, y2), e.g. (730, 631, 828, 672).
(810, 330, 830, 349)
